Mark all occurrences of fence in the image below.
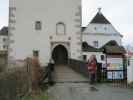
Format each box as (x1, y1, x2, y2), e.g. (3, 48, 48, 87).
(68, 59, 128, 87)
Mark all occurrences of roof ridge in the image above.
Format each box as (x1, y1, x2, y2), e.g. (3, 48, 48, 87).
(0, 26, 8, 36)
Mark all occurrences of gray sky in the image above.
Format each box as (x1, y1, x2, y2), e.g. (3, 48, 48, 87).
(0, 0, 133, 45)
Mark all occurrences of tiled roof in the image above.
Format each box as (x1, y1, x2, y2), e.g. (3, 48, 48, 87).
(82, 42, 103, 52)
(101, 40, 126, 54)
(0, 27, 8, 36)
(104, 46, 126, 54)
(90, 12, 110, 24)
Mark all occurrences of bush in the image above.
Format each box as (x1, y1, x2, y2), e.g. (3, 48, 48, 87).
(0, 67, 29, 100)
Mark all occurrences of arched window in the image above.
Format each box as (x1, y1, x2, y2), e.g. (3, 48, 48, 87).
(101, 55, 105, 61)
(93, 41, 99, 48)
(35, 21, 42, 30)
(56, 22, 66, 35)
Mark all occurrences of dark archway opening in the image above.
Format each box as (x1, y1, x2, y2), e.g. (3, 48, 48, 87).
(52, 45, 68, 65)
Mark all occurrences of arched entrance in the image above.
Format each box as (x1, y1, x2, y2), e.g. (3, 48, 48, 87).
(52, 45, 68, 65)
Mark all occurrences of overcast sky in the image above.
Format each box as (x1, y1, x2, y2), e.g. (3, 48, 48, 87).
(0, 0, 133, 45)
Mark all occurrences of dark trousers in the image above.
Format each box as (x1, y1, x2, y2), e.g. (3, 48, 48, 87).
(48, 63, 55, 85)
(90, 73, 96, 84)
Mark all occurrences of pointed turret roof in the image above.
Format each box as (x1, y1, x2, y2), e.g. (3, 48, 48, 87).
(90, 8, 110, 24)
(83, 8, 123, 37)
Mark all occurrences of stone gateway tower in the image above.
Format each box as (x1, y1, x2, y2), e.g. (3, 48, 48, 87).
(9, 0, 82, 66)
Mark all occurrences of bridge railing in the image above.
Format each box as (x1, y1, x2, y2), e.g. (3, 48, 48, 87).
(68, 59, 89, 79)
(39, 63, 55, 86)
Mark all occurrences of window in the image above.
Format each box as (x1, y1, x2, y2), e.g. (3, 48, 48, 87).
(3, 38, 6, 42)
(128, 59, 130, 66)
(83, 55, 87, 61)
(94, 27, 97, 30)
(33, 50, 39, 57)
(104, 27, 107, 30)
(3, 45, 5, 49)
(56, 22, 66, 35)
(3, 45, 8, 49)
(101, 55, 105, 61)
(93, 41, 98, 48)
(35, 21, 42, 30)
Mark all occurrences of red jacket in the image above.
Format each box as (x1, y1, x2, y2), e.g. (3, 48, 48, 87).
(87, 60, 97, 74)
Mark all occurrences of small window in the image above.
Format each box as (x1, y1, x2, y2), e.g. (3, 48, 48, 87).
(3, 38, 6, 42)
(104, 27, 107, 30)
(83, 55, 87, 61)
(33, 50, 39, 57)
(94, 27, 97, 30)
(128, 59, 130, 66)
(93, 41, 98, 48)
(56, 22, 66, 35)
(3, 45, 8, 49)
(35, 21, 42, 30)
(101, 55, 105, 61)
(3, 45, 5, 49)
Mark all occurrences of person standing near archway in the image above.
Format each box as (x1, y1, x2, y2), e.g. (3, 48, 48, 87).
(87, 55, 97, 84)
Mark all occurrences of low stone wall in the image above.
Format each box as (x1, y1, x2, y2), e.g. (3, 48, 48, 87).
(127, 59, 133, 84)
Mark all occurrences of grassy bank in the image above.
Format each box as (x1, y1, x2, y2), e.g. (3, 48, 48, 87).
(22, 91, 49, 100)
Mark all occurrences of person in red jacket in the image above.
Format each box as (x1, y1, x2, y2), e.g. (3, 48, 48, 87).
(87, 55, 97, 84)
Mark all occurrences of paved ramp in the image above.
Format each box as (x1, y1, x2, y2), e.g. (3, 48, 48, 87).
(48, 83, 133, 100)
(54, 65, 89, 83)
(47, 65, 133, 100)
(48, 83, 90, 100)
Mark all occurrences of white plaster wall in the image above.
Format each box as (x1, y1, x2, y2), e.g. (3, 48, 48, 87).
(9, 0, 81, 66)
(0, 36, 8, 51)
(83, 23, 122, 48)
(83, 24, 121, 35)
(83, 52, 106, 63)
(127, 59, 133, 84)
(83, 34, 122, 48)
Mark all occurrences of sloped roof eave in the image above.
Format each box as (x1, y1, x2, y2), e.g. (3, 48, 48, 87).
(100, 41, 126, 54)
(105, 46, 126, 54)
(82, 42, 103, 52)
(0, 27, 8, 36)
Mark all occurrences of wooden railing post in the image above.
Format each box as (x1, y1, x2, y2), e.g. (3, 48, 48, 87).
(25, 57, 32, 94)
(31, 56, 41, 95)
(25, 56, 41, 95)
